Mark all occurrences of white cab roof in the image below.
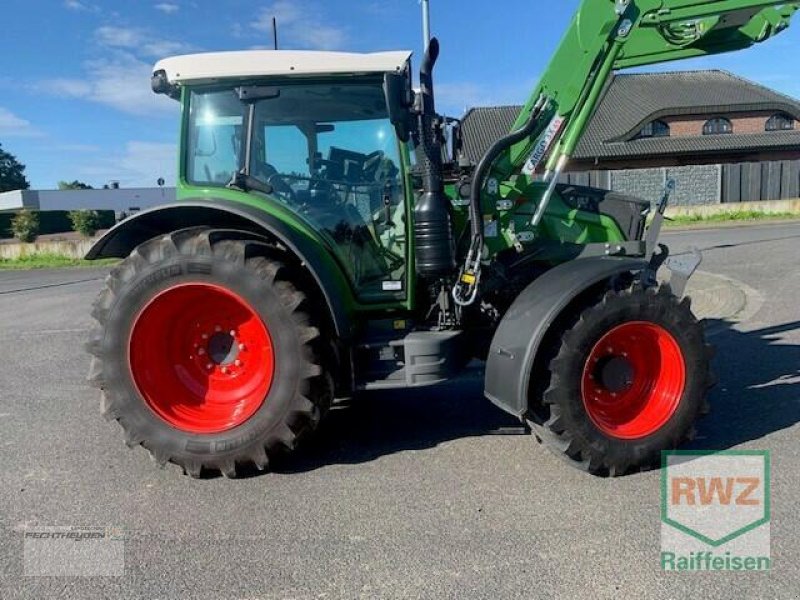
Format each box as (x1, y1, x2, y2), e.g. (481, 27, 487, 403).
(154, 50, 412, 84)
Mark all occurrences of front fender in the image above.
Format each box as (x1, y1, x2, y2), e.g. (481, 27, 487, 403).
(484, 256, 648, 419)
(87, 199, 354, 340)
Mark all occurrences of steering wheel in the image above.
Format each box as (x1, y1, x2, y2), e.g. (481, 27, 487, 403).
(258, 163, 297, 203)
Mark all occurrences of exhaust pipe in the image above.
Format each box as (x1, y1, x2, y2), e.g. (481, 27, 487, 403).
(414, 38, 456, 277)
(421, 0, 431, 52)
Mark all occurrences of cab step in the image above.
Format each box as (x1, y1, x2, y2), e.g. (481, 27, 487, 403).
(354, 329, 471, 390)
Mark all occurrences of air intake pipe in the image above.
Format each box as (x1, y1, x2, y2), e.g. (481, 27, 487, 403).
(414, 37, 456, 277)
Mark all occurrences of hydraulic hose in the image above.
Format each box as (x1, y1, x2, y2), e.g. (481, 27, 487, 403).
(452, 95, 549, 306)
(467, 95, 548, 248)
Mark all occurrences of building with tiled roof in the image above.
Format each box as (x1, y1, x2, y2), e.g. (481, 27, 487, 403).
(460, 71, 800, 204)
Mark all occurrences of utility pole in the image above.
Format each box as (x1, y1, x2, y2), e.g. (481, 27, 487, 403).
(272, 17, 278, 50)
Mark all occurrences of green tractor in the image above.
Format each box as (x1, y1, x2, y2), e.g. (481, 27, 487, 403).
(86, 0, 798, 477)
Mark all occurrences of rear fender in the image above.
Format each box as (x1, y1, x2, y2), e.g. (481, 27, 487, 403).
(484, 256, 648, 419)
(87, 199, 353, 341)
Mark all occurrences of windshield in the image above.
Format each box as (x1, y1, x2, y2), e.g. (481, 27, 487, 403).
(186, 83, 407, 302)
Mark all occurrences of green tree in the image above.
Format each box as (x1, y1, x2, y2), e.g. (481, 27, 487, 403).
(11, 209, 39, 242)
(0, 143, 30, 193)
(68, 209, 101, 237)
(58, 180, 93, 190)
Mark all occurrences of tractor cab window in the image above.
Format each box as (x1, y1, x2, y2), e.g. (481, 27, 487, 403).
(249, 83, 407, 302)
(186, 90, 244, 185)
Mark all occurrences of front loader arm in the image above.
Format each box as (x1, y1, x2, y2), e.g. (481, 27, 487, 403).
(453, 0, 798, 305)
(503, 0, 799, 181)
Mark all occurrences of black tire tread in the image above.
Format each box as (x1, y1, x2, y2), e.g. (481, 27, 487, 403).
(87, 228, 332, 478)
(533, 283, 714, 477)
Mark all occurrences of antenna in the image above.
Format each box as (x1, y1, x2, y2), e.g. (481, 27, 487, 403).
(420, 0, 431, 52)
(272, 17, 278, 50)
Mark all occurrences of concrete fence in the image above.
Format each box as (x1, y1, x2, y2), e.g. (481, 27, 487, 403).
(0, 239, 97, 260)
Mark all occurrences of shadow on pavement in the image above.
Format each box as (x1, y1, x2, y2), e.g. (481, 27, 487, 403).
(241, 318, 800, 477)
(689, 318, 800, 451)
(268, 371, 521, 476)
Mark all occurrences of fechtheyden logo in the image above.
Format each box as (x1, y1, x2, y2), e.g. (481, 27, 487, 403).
(661, 450, 770, 571)
(23, 526, 125, 576)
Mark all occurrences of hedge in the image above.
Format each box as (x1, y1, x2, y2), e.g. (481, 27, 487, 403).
(0, 210, 116, 240)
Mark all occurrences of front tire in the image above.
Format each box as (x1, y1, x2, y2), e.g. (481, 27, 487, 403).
(531, 284, 713, 476)
(87, 228, 332, 478)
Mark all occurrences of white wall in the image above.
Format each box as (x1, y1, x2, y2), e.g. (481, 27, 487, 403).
(0, 188, 176, 213)
(0, 190, 34, 211)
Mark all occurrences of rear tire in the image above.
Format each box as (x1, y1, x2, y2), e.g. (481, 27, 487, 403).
(87, 228, 332, 478)
(531, 284, 713, 476)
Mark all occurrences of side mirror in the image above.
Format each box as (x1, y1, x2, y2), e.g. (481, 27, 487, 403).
(383, 72, 414, 143)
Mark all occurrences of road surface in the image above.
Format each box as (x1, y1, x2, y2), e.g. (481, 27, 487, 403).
(1, 222, 798, 598)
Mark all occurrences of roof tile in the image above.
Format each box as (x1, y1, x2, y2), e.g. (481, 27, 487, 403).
(459, 71, 800, 163)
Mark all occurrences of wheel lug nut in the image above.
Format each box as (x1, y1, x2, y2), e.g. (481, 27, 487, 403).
(215, 325, 222, 332)
(202, 334, 208, 340)
(229, 330, 236, 337)
(222, 367, 229, 374)
(206, 363, 213, 370)
(198, 348, 206, 356)
(235, 360, 242, 367)
(238, 343, 246, 351)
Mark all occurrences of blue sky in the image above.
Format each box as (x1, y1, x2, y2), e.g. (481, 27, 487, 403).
(1, 0, 799, 189)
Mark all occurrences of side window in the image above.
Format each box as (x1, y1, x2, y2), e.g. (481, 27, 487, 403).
(317, 120, 400, 173)
(263, 126, 310, 177)
(187, 90, 244, 185)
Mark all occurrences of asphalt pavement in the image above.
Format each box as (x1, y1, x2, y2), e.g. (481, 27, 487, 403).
(1, 222, 799, 599)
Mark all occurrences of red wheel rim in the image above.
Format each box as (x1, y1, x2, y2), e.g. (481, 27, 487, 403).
(129, 283, 274, 434)
(580, 321, 685, 440)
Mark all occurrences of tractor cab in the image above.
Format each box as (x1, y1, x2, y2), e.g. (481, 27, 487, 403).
(153, 50, 415, 302)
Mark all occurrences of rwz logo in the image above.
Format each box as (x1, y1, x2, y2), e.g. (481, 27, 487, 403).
(670, 476, 761, 507)
(661, 450, 770, 550)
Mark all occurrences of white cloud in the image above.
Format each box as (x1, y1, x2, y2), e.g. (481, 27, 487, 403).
(95, 25, 143, 48)
(77, 141, 177, 187)
(64, 0, 99, 12)
(435, 79, 538, 116)
(45, 78, 93, 97)
(94, 26, 190, 58)
(0, 107, 42, 137)
(39, 53, 179, 116)
(251, 1, 347, 50)
(64, 0, 88, 10)
(33, 23, 190, 117)
(142, 40, 190, 57)
(56, 143, 101, 153)
(154, 3, 179, 14)
(434, 83, 492, 115)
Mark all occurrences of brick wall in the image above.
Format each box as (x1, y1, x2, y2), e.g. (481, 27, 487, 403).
(662, 111, 792, 137)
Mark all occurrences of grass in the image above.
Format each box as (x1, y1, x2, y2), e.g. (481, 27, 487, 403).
(663, 210, 799, 227)
(0, 253, 119, 270)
